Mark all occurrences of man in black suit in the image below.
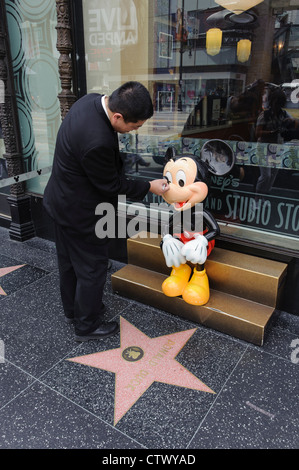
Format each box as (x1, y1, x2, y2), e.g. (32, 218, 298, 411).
(44, 82, 168, 342)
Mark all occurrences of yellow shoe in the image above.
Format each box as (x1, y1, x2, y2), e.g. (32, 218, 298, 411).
(182, 268, 210, 305)
(162, 264, 191, 297)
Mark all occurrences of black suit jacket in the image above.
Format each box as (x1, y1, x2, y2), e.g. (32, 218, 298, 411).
(43, 93, 150, 238)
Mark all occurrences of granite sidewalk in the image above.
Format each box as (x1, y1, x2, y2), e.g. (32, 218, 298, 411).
(0, 226, 298, 450)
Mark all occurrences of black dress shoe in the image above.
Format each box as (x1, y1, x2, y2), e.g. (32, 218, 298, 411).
(74, 321, 119, 342)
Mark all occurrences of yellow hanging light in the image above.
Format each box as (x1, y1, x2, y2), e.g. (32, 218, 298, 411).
(237, 39, 252, 62)
(206, 28, 223, 56)
(215, 0, 264, 14)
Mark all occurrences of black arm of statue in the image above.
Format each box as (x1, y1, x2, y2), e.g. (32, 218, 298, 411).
(203, 209, 220, 242)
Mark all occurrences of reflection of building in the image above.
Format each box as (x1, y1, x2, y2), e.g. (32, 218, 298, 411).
(273, 10, 299, 83)
(0, 0, 299, 316)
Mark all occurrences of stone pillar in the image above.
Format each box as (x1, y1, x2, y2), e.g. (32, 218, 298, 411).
(56, 0, 77, 119)
(246, 3, 276, 85)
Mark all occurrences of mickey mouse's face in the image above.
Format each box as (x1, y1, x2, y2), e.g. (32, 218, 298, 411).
(162, 157, 208, 211)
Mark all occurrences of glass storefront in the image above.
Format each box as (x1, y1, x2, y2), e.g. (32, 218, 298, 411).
(2, 0, 298, 254)
(80, 0, 299, 254)
(5, 0, 61, 194)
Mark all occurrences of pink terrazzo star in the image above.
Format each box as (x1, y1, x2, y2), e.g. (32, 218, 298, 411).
(0, 265, 25, 296)
(68, 316, 215, 425)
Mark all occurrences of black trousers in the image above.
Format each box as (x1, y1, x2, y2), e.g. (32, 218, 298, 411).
(54, 223, 109, 335)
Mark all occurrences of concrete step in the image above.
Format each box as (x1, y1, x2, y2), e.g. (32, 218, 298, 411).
(126, 232, 288, 308)
(111, 264, 275, 346)
(111, 232, 288, 346)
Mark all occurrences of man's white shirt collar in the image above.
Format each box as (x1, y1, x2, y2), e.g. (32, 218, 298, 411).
(101, 95, 109, 119)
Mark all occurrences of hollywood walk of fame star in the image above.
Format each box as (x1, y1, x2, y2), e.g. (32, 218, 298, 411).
(68, 316, 215, 425)
(0, 265, 25, 296)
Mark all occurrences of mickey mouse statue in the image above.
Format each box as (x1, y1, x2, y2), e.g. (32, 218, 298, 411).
(160, 139, 235, 306)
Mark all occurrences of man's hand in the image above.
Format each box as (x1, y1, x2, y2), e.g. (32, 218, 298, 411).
(149, 179, 169, 196)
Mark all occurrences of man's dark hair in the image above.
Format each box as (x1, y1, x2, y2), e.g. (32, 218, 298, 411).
(108, 81, 153, 123)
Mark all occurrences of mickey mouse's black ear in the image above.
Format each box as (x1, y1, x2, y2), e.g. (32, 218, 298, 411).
(165, 146, 176, 162)
(201, 139, 235, 176)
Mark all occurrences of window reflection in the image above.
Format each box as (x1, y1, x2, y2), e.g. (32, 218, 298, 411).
(82, 0, 299, 249)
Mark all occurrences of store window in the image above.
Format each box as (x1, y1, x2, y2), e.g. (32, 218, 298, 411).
(81, 0, 299, 253)
(5, 0, 61, 195)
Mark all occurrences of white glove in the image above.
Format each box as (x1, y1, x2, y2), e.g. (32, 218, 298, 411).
(181, 234, 208, 265)
(162, 234, 186, 268)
